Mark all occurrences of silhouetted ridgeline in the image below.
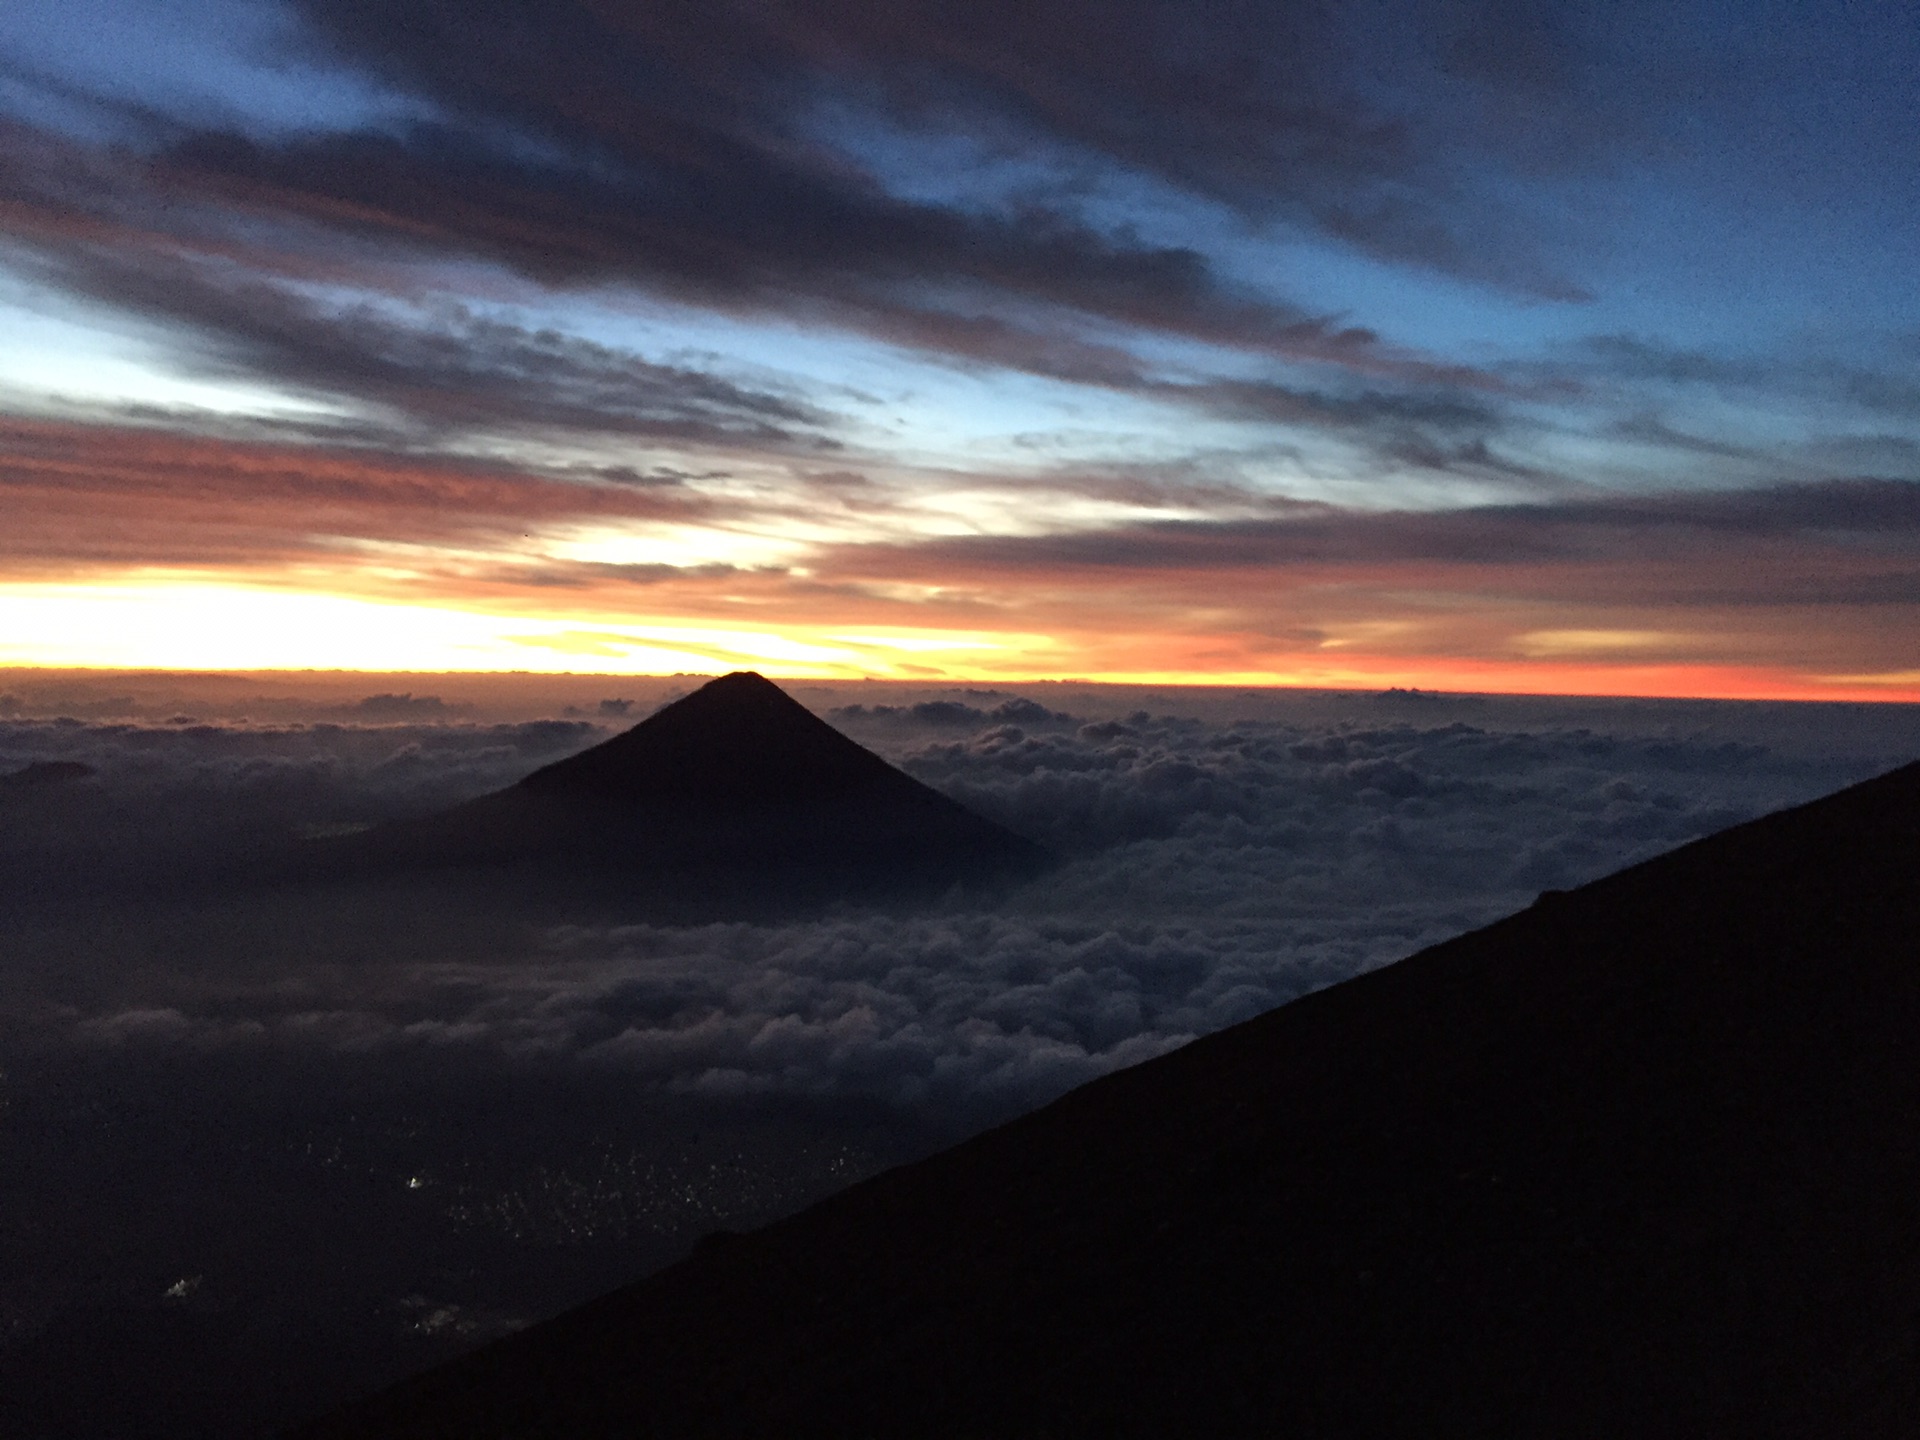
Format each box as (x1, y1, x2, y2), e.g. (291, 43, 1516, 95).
(298, 759, 1920, 1438)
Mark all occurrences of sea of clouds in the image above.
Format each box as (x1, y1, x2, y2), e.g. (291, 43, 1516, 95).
(6, 683, 1918, 1433)
(7, 686, 1918, 1128)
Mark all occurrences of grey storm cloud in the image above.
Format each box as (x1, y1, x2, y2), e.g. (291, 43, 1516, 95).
(0, 115, 1529, 479)
(15, 691, 1919, 1127)
(1574, 335, 1920, 424)
(0, 241, 839, 450)
(261, 0, 1603, 298)
(5, 0, 1916, 510)
(174, 290, 837, 449)
(0, 0, 1587, 426)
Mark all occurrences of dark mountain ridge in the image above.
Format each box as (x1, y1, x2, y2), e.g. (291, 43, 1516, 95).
(299, 758, 1920, 1438)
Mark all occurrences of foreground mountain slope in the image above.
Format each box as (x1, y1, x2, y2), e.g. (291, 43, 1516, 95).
(316, 671, 1046, 908)
(300, 760, 1920, 1439)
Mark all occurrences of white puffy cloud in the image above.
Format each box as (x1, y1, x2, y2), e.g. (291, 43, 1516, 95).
(18, 688, 1918, 1126)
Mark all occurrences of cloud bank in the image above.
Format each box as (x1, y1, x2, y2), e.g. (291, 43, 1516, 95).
(5, 684, 1916, 1438)
(12, 688, 1917, 1126)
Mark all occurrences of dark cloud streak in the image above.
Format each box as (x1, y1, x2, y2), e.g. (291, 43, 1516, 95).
(45, 250, 839, 448)
(0, 0, 1582, 406)
(811, 477, 1920, 625)
(0, 415, 719, 570)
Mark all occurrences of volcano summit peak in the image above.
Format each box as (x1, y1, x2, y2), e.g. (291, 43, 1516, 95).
(329, 671, 1047, 914)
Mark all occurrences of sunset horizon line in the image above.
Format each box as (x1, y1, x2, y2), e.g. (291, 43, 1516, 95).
(7, 660, 1918, 707)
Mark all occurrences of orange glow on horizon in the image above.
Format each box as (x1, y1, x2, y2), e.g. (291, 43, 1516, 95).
(4, 416, 1917, 706)
(2, 576, 1916, 704)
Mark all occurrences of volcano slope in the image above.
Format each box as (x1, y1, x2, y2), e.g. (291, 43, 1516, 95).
(303, 670, 1047, 915)
(299, 760, 1920, 1439)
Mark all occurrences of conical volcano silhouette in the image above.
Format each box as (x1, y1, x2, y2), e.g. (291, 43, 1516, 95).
(520, 671, 956, 808)
(344, 672, 1046, 910)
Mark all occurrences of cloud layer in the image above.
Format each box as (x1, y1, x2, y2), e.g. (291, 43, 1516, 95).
(13, 688, 1917, 1125)
(6, 684, 1916, 1436)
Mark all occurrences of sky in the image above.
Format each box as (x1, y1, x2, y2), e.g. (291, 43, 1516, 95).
(1, 0, 1917, 696)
